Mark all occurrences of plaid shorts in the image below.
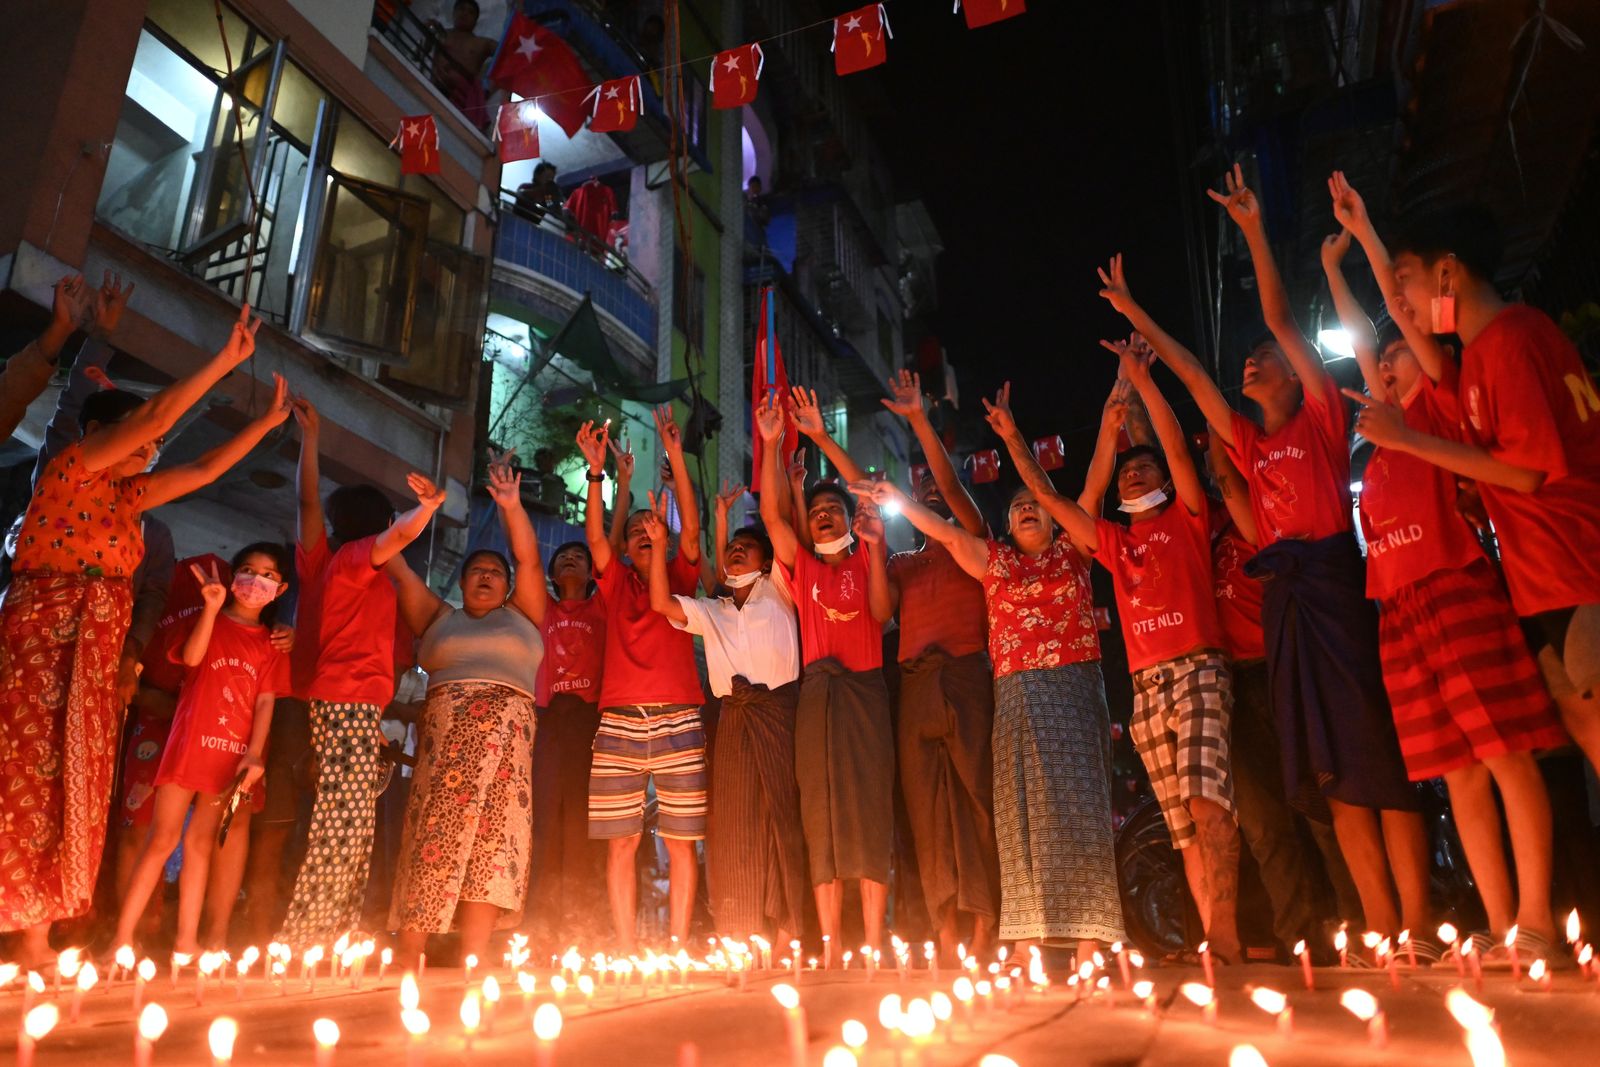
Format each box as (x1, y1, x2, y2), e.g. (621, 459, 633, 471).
(1129, 650, 1234, 847)
(1380, 560, 1568, 780)
(588, 704, 707, 841)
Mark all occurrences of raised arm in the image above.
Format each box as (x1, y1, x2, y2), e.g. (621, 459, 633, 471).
(790, 386, 868, 484)
(1112, 338, 1206, 515)
(786, 446, 813, 552)
(180, 561, 228, 668)
(80, 303, 263, 475)
(487, 451, 549, 626)
(981, 383, 1100, 552)
(641, 494, 689, 626)
(1209, 164, 1329, 400)
(576, 420, 616, 575)
(372, 472, 448, 568)
(709, 479, 747, 589)
(654, 404, 701, 565)
(385, 553, 448, 637)
(881, 369, 985, 535)
(1079, 369, 1133, 513)
(849, 480, 989, 580)
(141, 372, 292, 511)
(1347, 391, 1545, 492)
(32, 274, 134, 485)
(1320, 229, 1387, 401)
(1097, 254, 1240, 446)
(756, 394, 800, 568)
(290, 396, 325, 551)
(1208, 430, 1259, 545)
(1329, 170, 1449, 385)
(607, 433, 634, 557)
(852, 500, 894, 625)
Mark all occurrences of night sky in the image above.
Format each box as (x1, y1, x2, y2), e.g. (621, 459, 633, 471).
(877, 2, 1197, 469)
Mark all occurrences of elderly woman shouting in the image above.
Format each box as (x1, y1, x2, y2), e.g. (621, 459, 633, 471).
(387, 454, 548, 968)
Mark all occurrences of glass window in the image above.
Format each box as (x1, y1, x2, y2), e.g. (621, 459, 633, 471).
(382, 242, 487, 404)
(401, 176, 466, 244)
(146, 0, 258, 74)
(330, 108, 400, 187)
(307, 174, 428, 358)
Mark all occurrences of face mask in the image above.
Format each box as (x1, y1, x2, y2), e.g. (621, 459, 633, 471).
(1117, 487, 1170, 514)
(813, 532, 855, 556)
(723, 569, 760, 589)
(231, 573, 279, 608)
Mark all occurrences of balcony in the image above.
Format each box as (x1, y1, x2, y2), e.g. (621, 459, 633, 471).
(493, 204, 656, 357)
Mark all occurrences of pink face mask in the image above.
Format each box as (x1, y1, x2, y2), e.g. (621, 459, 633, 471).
(231, 573, 279, 608)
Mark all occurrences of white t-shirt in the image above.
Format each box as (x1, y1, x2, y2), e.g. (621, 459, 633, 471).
(671, 572, 800, 698)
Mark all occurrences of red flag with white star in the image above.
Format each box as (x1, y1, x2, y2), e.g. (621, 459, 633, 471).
(711, 43, 763, 109)
(967, 449, 1001, 484)
(587, 76, 641, 134)
(1032, 435, 1065, 471)
(488, 13, 590, 138)
(392, 114, 439, 175)
(957, 0, 1026, 29)
(833, 4, 891, 76)
(494, 100, 541, 164)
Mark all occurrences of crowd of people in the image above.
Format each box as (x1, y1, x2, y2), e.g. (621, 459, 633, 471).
(0, 165, 1597, 980)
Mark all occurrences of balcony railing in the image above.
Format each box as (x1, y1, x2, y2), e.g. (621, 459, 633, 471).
(494, 198, 655, 346)
(371, 2, 490, 131)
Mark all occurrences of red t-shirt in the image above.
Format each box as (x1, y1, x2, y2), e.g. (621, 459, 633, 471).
(299, 534, 399, 707)
(1225, 372, 1354, 546)
(888, 538, 988, 662)
(1359, 366, 1486, 600)
(1094, 500, 1225, 672)
(536, 594, 607, 706)
(141, 553, 231, 696)
(1453, 304, 1600, 614)
(595, 552, 704, 708)
(983, 535, 1101, 678)
(779, 547, 884, 673)
(1210, 514, 1265, 663)
(155, 612, 290, 798)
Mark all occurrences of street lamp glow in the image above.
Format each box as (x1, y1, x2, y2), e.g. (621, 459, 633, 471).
(1318, 328, 1355, 359)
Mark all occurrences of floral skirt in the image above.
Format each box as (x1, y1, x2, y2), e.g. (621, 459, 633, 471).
(0, 571, 131, 930)
(389, 682, 535, 933)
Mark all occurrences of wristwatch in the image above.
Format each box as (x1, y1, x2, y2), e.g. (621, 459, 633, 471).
(586, 470, 606, 483)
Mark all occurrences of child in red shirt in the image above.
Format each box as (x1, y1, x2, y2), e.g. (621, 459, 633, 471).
(112, 543, 291, 954)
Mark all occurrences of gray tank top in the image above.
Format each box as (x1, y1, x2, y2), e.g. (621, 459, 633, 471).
(417, 606, 544, 698)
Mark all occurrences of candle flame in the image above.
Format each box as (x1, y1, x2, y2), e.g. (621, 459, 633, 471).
(772, 983, 801, 1010)
(1334, 929, 1348, 951)
(532, 1003, 563, 1041)
(953, 976, 975, 1003)
(1092, 951, 1104, 969)
(517, 972, 537, 994)
(464, 954, 478, 971)
(1579, 945, 1593, 966)
(1438, 923, 1459, 945)
(931, 992, 954, 1021)
(1378, 937, 1392, 959)
(116, 945, 136, 969)
(58, 947, 82, 978)
(0, 963, 16, 985)
(137, 958, 156, 981)
(239, 946, 260, 967)
(1229, 1045, 1270, 1067)
(1249, 987, 1287, 1014)
(1112, 941, 1124, 954)
(978, 1057, 1021, 1067)
(1292, 939, 1307, 957)
(551, 975, 568, 994)
(304, 946, 324, 966)
(1339, 989, 1379, 1021)
(577, 975, 595, 996)
(1128, 951, 1145, 968)
(400, 973, 420, 1011)
(1465, 1026, 1508, 1067)
(208, 1017, 239, 1061)
(1361, 931, 1382, 950)
(1077, 961, 1093, 981)
(23, 1003, 60, 1040)
(841, 1018, 869, 1048)
(28, 971, 45, 992)
(975, 980, 993, 997)
(482, 975, 501, 1003)
(313, 1018, 340, 1047)
(1527, 958, 1547, 981)
(1198, 940, 1209, 955)
(75, 961, 99, 991)
(822, 1047, 858, 1067)
(878, 993, 903, 1029)
(1504, 925, 1518, 949)
(1179, 982, 1214, 1007)
(900, 998, 935, 1039)
(382, 948, 394, 965)
(1097, 976, 1110, 991)
(1397, 929, 1410, 946)
(1567, 909, 1581, 944)
(460, 990, 482, 1031)
(1133, 979, 1154, 999)
(400, 1008, 430, 1037)
(138, 1002, 169, 1040)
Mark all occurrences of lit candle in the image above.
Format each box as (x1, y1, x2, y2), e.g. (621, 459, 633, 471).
(1463, 935, 1483, 995)
(1578, 943, 1593, 980)
(925, 942, 938, 983)
(379, 948, 394, 982)
(61, 962, 93, 1025)
(930, 991, 954, 1041)
(23, 971, 44, 1015)
(171, 952, 192, 989)
(790, 941, 802, 983)
(1334, 926, 1349, 968)
(209, 1017, 238, 1067)
(1380, 937, 1398, 990)
(1229, 1045, 1269, 1067)
(400, 1008, 430, 1067)
(551, 975, 569, 1001)
(822, 936, 833, 970)
(1199, 941, 1215, 988)
(1400, 928, 1417, 969)
(482, 975, 501, 1034)
(1340, 989, 1386, 1048)
(130, 958, 156, 1018)
(994, 975, 1014, 1012)
(57, 948, 81, 995)
(460, 990, 482, 1050)
(1293, 939, 1314, 991)
(518, 972, 537, 1003)
(0, 962, 17, 991)
(1133, 979, 1156, 1015)
(196, 951, 221, 1007)
(900, 998, 935, 1044)
(1113, 941, 1132, 990)
(304, 946, 326, 993)
(773, 983, 808, 1067)
(975, 980, 993, 1014)
(533, 1003, 562, 1067)
(135, 1003, 167, 1067)
(1528, 959, 1551, 991)
(1567, 910, 1581, 950)
(1505, 926, 1522, 981)
(822, 1046, 857, 1067)
(112, 945, 136, 992)
(311, 1019, 339, 1067)
(1180, 982, 1217, 1024)
(1445, 986, 1502, 1067)
(1438, 923, 1463, 977)
(1248, 987, 1292, 1036)
(952, 977, 976, 1033)
(18, 1004, 57, 1067)
(464, 954, 478, 985)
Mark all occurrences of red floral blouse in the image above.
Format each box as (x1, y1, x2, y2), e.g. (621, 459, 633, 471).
(983, 535, 1101, 678)
(15, 441, 148, 579)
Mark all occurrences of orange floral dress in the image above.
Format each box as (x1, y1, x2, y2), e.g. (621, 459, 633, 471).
(0, 442, 146, 929)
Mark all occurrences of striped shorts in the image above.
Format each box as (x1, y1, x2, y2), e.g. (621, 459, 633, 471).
(588, 703, 707, 840)
(1129, 650, 1234, 848)
(1379, 559, 1567, 780)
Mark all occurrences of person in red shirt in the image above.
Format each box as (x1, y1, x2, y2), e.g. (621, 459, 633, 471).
(577, 405, 706, 953)
(1352, 200, 1600, 776)
(112, 543, 291, 954)
(526, 539, 607, 948)
(792, 371, 1000, 964)
(274, 397, 447, 948)
(1095, 165, 1430, 947)
(1328, 177, 1569, 956)
(758, 391, 895, 960)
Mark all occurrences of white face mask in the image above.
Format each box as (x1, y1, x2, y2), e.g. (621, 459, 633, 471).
(813, 532, 855, 556)
(1117, 487, 1170, 514)
(723, 569, 761, 589)
(231, 572, 280, 608)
